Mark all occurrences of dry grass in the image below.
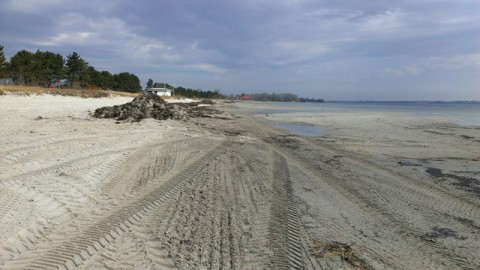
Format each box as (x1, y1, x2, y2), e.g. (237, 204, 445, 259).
(0, 85, 138, 98)
(313, 241, 372, 270)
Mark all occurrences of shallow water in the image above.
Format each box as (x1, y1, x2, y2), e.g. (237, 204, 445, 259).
(270, 121, 325, 137)
(234, 101, 480, 137)
(241, 101, 480, 127)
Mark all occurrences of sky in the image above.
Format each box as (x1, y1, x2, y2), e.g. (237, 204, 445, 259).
(1, 0, 479, 100)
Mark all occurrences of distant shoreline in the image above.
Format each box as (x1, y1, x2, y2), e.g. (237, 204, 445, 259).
(326, 100, 480, 104)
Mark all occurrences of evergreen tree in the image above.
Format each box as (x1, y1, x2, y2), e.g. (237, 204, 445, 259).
(113, 72, 141, 92)
(3, 47, 148, 92)
(0, 45, 8, 83)
(79, 65, 97, 89)
(9, 50, 35, 85)
(94, 70, 114, 89)
(146, 78, 153, 89)
(65, 51, 88, 88)
(33, 50, 65, 87)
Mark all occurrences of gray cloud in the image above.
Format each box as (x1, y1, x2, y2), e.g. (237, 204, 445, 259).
(1, 0, 479, 100)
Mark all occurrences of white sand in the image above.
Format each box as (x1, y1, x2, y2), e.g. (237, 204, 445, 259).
(1, 95, 479, 269)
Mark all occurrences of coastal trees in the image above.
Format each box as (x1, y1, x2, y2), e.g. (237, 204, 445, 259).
(113, 72, 141, 92)
(146, 78, 153, 89)
(9, 50, 65, 87)
(0, 45, 7, 83)
(173, 86, 223, 98)
(9, 50, 36, 85)
(2, 45, 155, 93)
(93, 70, 114, 90)
(246, 92, 299, 102)
(64, 52, 140, 91)
(32, 50, 65, 87)
(65, 51, 88, 88)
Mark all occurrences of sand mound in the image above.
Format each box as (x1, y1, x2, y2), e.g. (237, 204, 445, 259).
(93, 92, 207, 121)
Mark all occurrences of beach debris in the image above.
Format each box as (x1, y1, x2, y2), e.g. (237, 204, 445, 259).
(313, 241, 371, 269)
(199, 99, 214, 105)
(421, 226, 467, 241)
(397, 160, 421, 167)
(425, 167, 443, 177)
(93, 92, 218, 122)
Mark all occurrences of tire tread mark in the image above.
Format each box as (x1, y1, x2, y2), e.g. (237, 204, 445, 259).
(2, 139, 227, 269)
(269, 151, 305, 269)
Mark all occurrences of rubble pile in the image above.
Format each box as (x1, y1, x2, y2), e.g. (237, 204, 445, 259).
(93, 92, 212, 122)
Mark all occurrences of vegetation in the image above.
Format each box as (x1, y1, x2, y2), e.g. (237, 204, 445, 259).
(299, 97, 324, 103)
(146, 78, 154, 89)
(0, 45, 8, 84)
(0, 45, 141, 92)
(160, 83, 224, 99)
(9, 50, 36, 85)
(114, 72, 141, 92)
(65, 52, 88, 88)
(244, 92, 299, 102)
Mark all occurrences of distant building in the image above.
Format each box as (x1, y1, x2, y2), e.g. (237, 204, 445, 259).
(146, 87, 172, 96)
(241, 95, 250, 101)
(146, 82, 173, 96)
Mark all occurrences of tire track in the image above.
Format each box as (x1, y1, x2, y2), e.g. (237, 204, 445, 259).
(269, 151, 305, 270)
(77, 222, 176, 269)
(237, 145, 273, 269)
(142, 139, 287, 269)
(268, 135, 477, 269)
(0, 133, 124, 168)
(102, 136, 220, 196)
(307, 136, 480, 217)
(151, 142, 243, 269)
(2, 139, 227, 269)
(234, 115, 478, 269)
(0, 128, 173, 181)
(301, 139, 480, 269)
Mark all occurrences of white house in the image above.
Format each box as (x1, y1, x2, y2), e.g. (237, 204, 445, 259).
(146, 87, 172, 96)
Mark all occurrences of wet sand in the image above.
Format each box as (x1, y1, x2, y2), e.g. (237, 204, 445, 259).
(1, 95, 479, 269)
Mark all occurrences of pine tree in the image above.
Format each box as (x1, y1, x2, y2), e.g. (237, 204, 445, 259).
(146, 78, 153, 89)
(9, 50, 35, 85)
(0, 45, 7, 83)
(65, 52, 88, 88)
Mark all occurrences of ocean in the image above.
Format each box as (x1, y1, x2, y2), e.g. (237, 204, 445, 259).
(234, 101, 480, 137)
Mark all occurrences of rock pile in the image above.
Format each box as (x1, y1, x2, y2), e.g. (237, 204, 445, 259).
(93, 92, 211, 122)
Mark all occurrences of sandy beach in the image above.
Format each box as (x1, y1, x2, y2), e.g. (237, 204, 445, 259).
(1, 95, 479, 269)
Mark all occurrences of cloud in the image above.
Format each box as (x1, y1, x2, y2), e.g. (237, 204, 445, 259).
(3, 0, 125, 15)
(1, 0, 479, 100)
(265, 40, 329, 65)
(381, 53, 480, 80)
(422, 54, 480, 70)
(183, 63, 226, 74)
(382, 66, 422, 78)
(360, 9, 404, 34)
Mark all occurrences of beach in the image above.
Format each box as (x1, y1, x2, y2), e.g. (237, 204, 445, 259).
(1, 94, 479, 269)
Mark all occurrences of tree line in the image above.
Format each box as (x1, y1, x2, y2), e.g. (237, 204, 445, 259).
(0, 45, 141, 92)
(242, 92, 300, 102)
(172, 86, 223, 99)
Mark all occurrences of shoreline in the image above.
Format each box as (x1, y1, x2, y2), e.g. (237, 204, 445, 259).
(1, 95, 479, 269)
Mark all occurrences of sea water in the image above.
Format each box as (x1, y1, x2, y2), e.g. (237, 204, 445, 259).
(236, 101, 480, 137)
